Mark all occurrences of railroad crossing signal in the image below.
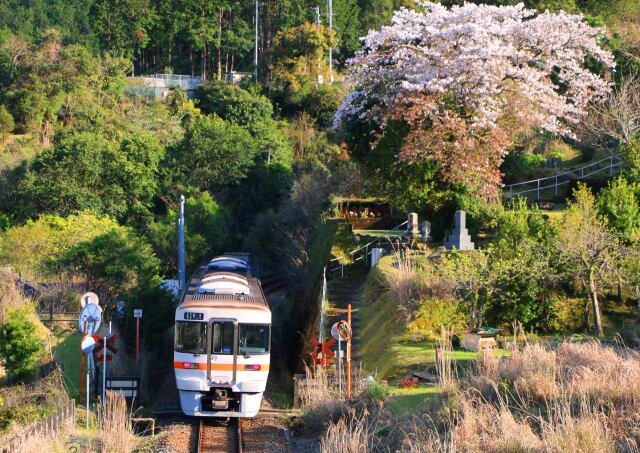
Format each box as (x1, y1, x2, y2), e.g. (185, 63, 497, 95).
(311, 337, 335, 367)
(92, 334, 119, 363)
(93, 335, 119, 354)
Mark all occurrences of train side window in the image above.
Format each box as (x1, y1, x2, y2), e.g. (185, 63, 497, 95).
(211, 322, 234, 354)
(239, 324, 270, 355)
(175, 322, 207, 355)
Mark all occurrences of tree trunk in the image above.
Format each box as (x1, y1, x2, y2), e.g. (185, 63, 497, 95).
(583, 299, 590, 332)
(589, 273, 603, 337)
(476, 298, 484, 328)
(617, 282, 623, 303)
(201, 43, 206, 81)
(189, 47, 194, 76)
(217, 8, 223, 81)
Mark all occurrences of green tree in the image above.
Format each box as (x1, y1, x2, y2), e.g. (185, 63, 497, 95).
(91, 0, 156, 61)
(55, 228, 161, 300)
(556, 184, 620, 336)
(0, 307, 43, 381)
(194, 81, 293, 166)
(229, 163, 293, 235)
(11, 131, 164, 225)
(621, 140, 640, 183)
(488, 198, 555, 328)
(0, 104, 13, 140)
(267, 22, 337, 92)
(0, 211, 123, 278)
(597, 177, 640, 244)
(333, 0, 363, 58)
(172, 114, 258, 192)
(149, 191, 228, 275)
(441, 250, 497, 329)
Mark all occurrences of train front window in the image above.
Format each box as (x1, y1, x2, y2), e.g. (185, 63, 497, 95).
(211, 322, 234, 354)
(175, 322, 207, 355)
(239, 324, 270, 355)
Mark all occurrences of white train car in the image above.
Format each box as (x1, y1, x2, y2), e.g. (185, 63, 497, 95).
(174, 254, 270, 417)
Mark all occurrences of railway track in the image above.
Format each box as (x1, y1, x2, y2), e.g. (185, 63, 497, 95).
(196, 418, 243, 453)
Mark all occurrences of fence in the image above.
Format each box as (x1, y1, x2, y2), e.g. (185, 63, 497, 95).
(125, 74, 204, 98)
(39, 308, 80, 326)
(0, 399, 75, 453)
(328, 220, 408, 277)
(503, 154, 625, 200)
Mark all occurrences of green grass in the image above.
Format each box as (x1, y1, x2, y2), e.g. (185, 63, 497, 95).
(385, 385, 440, 416)
(353, 229, 405, 239)
(357, 256, 512, 417)
(52, 329, 83, 400)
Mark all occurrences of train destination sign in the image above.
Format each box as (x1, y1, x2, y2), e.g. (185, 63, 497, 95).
(184, 312, 204, 321)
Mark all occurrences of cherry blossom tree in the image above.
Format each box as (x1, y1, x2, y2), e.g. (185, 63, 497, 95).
(335, 2, 615, 197)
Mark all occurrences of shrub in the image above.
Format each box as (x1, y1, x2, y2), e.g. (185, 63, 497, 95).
(0, 307, 43, 380)
(0, 105, 14, 139)
(408, 298, 466, 339)
(365, 380, 389, 402)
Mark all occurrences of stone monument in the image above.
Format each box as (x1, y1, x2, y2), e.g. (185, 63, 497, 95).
(444, 210, 475, 251)
(420, 221, 431, 243)
(371, 248, 384, 268)
(407, 212, 419, 236)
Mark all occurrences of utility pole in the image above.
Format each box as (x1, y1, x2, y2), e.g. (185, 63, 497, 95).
(254, 0, 259, 82)
(327, 0, 333, 83)
(178, 194, 185, 293)
(312, 6, 321, 26)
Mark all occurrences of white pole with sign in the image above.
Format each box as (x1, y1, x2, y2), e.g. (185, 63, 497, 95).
(134, 309, 142, 363)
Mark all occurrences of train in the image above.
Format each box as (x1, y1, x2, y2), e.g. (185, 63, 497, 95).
(174, 254, 271, 418)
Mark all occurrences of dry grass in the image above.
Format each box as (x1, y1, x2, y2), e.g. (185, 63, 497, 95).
(96, 393, 138, 453)
(436, 328, 457, 391)
(399, 340, 640, 452)
(17, 420, 74, 453)
(386, 249, 421, 319)
(0, 267, 28, 324)
(320, 410, 381, 453)
(299, 366, 350, 430)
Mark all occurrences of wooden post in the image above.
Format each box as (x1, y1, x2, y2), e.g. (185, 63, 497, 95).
(346, 304, 352, 399)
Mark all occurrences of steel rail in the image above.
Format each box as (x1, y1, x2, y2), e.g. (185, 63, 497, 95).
(196, 418, 242, 453)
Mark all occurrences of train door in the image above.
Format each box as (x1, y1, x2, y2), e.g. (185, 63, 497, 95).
(205, 318, 238, 385)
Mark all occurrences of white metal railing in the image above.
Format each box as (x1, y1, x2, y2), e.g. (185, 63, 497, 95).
(503, 154, 625, 200)
(328, 220, 408, 277)
(125, 74, 204, 94)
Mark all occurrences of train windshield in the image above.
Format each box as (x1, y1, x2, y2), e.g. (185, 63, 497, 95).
(175, 322, 207, 355)
(211, 322, 235, 354)
(239, 324, 270, 355)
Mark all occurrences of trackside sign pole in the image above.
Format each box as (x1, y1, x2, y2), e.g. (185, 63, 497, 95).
(347, 304, 352, 399)
(134, 309, 143, 362)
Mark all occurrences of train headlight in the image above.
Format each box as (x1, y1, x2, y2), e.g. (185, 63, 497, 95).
(244, 364, 261, 371)
(182, 362, 199, 369)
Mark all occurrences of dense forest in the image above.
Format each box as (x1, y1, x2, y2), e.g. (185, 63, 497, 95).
(0, 0, 637, 341)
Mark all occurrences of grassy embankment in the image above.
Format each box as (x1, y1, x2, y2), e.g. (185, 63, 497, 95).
(51, 328, 83, 400)
(358, 255, 469, 415)
(357, 253, 638, 417)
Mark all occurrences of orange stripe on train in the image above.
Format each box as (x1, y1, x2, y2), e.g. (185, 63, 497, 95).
(174, 361, 269, 371)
